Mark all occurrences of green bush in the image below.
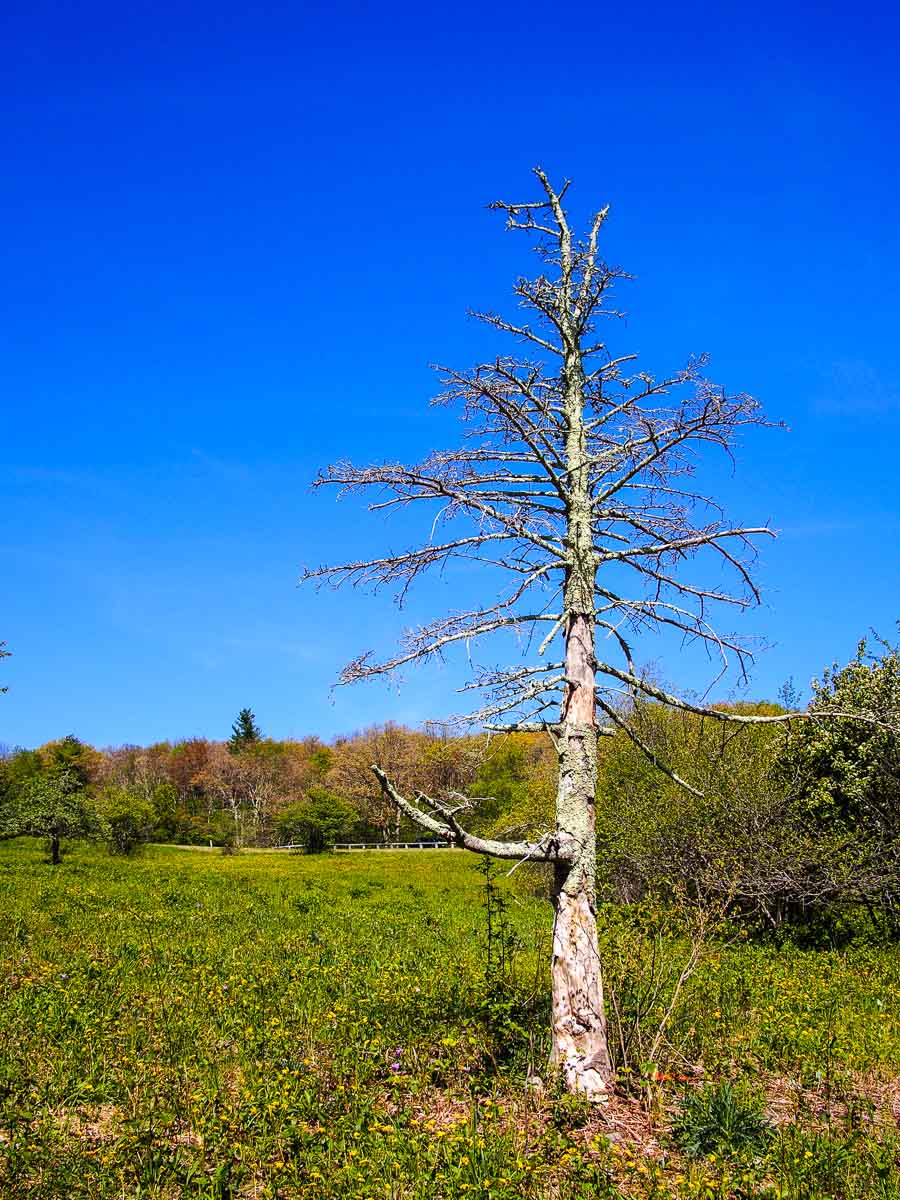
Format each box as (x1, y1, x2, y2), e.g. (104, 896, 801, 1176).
(778, 633, 900, 936)
(275, 786, 356, 852)
(99, 787, 155, 856)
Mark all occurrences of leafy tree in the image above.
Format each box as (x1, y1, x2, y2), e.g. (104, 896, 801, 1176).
(326, 725, 416, 841)
(306, 743, 333, 777)
(1, 748, 43, 798)
(196, 741, 286, 847)
(779, 634, 900, 933)
(275, 786, 356, 852)
(148, 781, 185, 842)
(229, 708, 262, 754)
(594, 702, 798, 916)
(43, 735, 99, 788)
(468, 737, 548, 830)
(14, 769, 102, 864)
(167, 738, 211, 810)
(591, 650, 900, 938)
(99, 786, 155, 855)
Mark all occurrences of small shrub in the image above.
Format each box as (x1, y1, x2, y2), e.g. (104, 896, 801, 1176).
(101, 788, 155, 856)
(474, 859, 539, 1072)
(671, 1081, 772, 1159)
(275, 788, 355, 852)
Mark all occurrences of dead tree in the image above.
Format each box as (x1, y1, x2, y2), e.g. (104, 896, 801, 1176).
(304, 169, 807, 1097)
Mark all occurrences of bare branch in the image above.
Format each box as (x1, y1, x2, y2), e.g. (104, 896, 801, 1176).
(594, 662, 897, 732)
(371, 766, 565, 862)
(595, 698, 705, 799)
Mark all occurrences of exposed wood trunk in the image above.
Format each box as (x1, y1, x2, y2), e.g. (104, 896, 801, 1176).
(552, 329, 612, 1095)
(551, 867, 611, 1096)
(550, 613, 612, 1096)
(50, 834, 60, 865)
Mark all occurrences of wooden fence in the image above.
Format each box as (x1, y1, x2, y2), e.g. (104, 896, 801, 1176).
(272, 841, 453, 852)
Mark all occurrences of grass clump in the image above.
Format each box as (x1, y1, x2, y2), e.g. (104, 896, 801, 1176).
(671, 1080, 772, 1159)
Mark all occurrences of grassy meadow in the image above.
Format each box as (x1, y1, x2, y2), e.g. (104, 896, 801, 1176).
(1, 840, 899, 1199)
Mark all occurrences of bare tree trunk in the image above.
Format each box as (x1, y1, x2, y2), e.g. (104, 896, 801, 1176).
(549, 322, 614, 1095)
(551, 868, 610, 1095)
(550, 609, 612, 1096)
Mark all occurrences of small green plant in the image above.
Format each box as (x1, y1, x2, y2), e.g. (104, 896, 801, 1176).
(476, 858, 536, 1070)
(479, 857, 517, 985)
(671, 1080, 772, 1159)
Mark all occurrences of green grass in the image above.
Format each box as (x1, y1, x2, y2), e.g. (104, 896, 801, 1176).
(1, 839, 898, 1198)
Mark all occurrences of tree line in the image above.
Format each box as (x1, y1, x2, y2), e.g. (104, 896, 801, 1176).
(0, 710, 512, 854)
(2, 636, 898, 937)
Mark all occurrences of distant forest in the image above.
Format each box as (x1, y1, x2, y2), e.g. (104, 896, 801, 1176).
(2, 634, 899, 939)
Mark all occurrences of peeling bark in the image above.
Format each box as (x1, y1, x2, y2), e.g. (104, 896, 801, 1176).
(549, 609, 611, 1093)
(550, 878, 611, 1096)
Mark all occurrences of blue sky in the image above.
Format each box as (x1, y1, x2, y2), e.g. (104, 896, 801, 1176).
(3, 0, 899, 749)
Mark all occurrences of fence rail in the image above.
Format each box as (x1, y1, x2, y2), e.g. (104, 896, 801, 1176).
(271, 841, 453, 852)
(334, 841, 453, 852)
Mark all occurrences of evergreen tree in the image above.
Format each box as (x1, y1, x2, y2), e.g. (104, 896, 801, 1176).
(229, 708, 261, 754)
